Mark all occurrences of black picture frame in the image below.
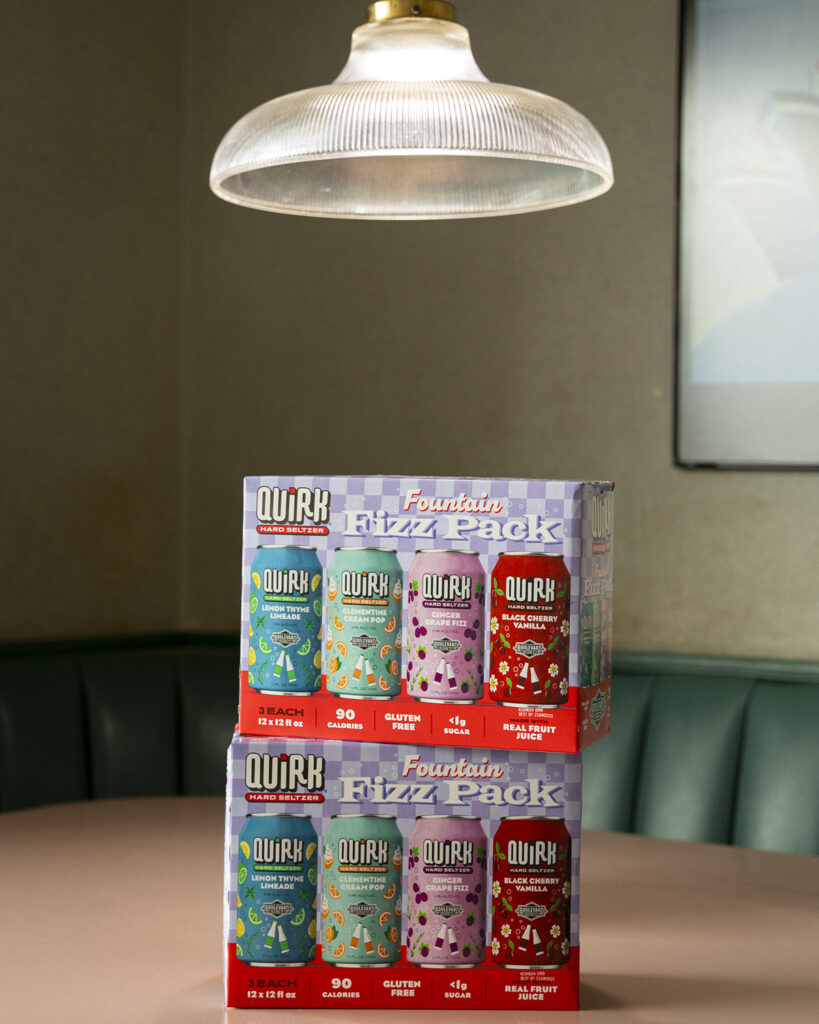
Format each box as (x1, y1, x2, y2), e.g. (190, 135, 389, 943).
(674, 0, 819, 470)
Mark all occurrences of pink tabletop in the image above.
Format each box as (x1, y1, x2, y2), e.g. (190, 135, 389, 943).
(0, 796, 816, 1023)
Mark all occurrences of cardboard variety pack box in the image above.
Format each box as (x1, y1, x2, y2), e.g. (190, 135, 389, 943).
(239, 475, 614, 752)
(224, 474, 615, 1011)
(224, 736, 582, 1011)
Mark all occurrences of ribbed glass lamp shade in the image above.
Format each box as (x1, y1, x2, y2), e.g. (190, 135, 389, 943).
(210, 14, 613, 219)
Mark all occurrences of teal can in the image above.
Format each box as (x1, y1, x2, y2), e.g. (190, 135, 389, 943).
(235, 813, 318, 965)
(321, 814, 403, 966)
(248, 546, 323, 694)
(325, 548, 403, 699)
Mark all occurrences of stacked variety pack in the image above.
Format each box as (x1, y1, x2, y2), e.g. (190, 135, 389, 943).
(224, 475, 614, 1010)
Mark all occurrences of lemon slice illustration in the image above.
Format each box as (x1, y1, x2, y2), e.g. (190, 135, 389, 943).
(311, 573, 321, 592)
(240, 841, 250, 858)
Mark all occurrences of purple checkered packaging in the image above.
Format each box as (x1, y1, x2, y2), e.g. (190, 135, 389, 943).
(224, 734, 583, 1010)
(239, 475, 614, 752)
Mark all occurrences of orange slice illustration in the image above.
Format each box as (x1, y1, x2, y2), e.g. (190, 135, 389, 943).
(379, 911, 391, 927)
(333, 614, 344, 631)
(384, 616, 396, 633)
(388, 660, 399, 677)
(336, 640, 348, 657)
(332, 910, 345, 926)
(379, 643, 392, 659)
(335, 674, 348, 689)
(332, 942, 345, 959)
(378, 676, 391, 691)
(383, 883, 396, 900)
(388, 926, 399, 943)
(377, 943, 390, 959)
(329, 882, 341, 899)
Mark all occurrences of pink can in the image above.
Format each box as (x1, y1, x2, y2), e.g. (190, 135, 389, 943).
(406, 550, 485, 703)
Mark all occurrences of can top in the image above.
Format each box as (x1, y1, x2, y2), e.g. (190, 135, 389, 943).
(415, 549, 482, 557)
(330, 813, 397, 820)
(414, 814, 481, 821)
(495, 551, 562, 558)
(257, 544, 317, 551)
(246, 812, 312, 818)
(499, 815, 566, 822)
(333, 546, 397, 554)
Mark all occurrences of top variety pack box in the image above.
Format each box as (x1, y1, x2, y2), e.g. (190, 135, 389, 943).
(240, 476, 613, 752)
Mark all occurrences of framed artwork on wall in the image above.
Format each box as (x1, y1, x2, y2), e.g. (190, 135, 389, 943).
(676, 0, 819, 468)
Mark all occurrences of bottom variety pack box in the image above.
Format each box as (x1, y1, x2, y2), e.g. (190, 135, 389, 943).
(224, 735, 582, 1010)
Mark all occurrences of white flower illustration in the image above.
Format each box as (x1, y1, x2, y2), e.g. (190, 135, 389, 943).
(491, 938, 500, 955)
(489, 676, 498, 693)
(499, 660, 509, 675)
(550, 924, 561, 938)
(560, 619, 570, 637)
(560, 678, 569, 696)
(562, 939, 570, 956)
(549, 663, 560, 678)
(501, 924, 511, 937)
(490, 617, 499, 634)
(492, 880, 501, 897)
(562, 882, 571, 898)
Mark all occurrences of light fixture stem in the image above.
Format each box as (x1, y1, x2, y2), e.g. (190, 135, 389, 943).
(368, 1, 456, 23)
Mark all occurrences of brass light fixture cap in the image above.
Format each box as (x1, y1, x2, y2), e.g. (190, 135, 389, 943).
(368, 1, 456, 23)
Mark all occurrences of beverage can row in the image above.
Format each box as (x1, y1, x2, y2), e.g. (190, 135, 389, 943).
(235, 812, 570, 970)
(248, 546, 571, 708)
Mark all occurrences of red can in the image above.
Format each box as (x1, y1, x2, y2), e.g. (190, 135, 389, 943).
(488, 553, 570, 706)
(490, 816, 571, 969)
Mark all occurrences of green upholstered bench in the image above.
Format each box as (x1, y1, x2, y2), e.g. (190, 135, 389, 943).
(2, 641, 817, 857)
(0, 637, 239, 811)
(582, 653, 819, 856)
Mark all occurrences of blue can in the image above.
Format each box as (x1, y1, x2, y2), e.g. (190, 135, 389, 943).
(235, 813, 319, 965)
(248, 546, 323, 694)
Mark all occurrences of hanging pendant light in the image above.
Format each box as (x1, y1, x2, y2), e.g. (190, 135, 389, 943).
(210, 0, 613, 220)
